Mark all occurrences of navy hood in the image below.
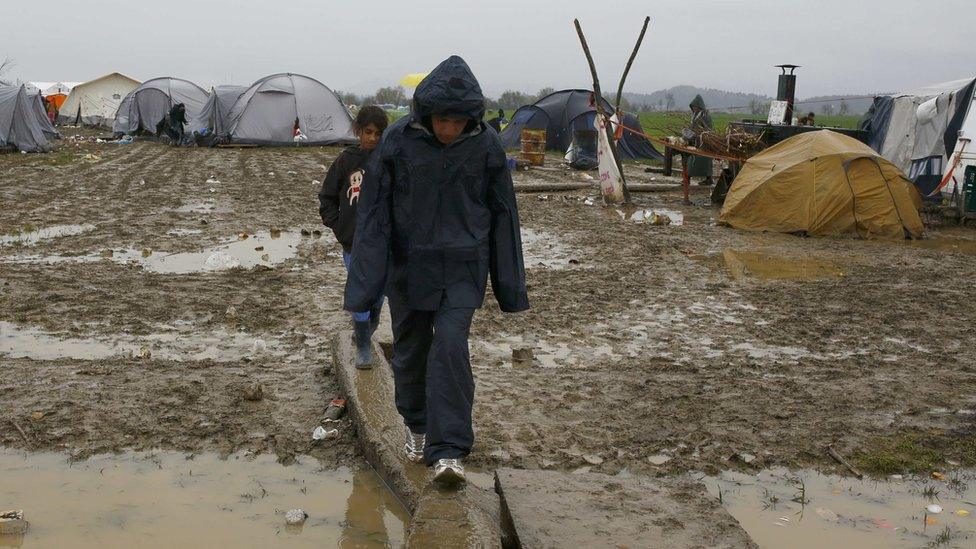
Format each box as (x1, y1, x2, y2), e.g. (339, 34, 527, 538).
(412, 55, 485, 122)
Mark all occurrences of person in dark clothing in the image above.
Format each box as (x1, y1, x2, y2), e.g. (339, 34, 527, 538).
(165, 103, 188, 145)
(487, 108, 506, 133)
(344, 55, 529, 486)
(686, 94, 714, 186)
(319, 105, 389, 368)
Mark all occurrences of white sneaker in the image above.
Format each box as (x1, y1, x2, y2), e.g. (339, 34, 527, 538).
(432, 458, 466, 486)
(404, 427, 425, 463)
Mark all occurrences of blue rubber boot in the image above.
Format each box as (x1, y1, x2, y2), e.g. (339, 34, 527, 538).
(354, 320, 373, 369)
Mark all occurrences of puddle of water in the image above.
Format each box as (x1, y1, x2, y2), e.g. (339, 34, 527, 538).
(0, 449, 407, 548)
(0, 224, 95, 247)
(694, 250, 843, 281)
(2, 231, 301, 274)
(477, 334, 617, 368)
(520, 227, 580, 270)
(0, 321, 287, 362)
(909, 237, 976, 256)
(172, 199, 230, 214)
(705, 467, 975, 548)
(166, 228, 203, 237)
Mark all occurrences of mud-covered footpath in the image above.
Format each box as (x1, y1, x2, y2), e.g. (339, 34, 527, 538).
(2, 130, 975, 546)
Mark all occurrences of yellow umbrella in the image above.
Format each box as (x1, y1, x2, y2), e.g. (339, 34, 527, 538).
(398, 72, 429, 88)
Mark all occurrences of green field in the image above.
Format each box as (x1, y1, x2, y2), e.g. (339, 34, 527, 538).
(635, 112, 864, 138)
(385, 109, 861, 140)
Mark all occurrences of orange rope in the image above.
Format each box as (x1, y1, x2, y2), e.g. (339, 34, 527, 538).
(609, 120, 747, 162)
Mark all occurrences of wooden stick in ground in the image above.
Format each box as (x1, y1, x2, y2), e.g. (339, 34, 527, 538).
(573, 18, 631, 204)
(827, 444, 864, 479)
(614, 16, 651, 114)
(9, 419, 30, 447)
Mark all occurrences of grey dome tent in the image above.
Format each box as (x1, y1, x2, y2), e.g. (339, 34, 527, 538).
(189, 85, 248, 138)
(219, 73, 355, 146)
(113, 77, 209, 135)
(499, 89, 663, 161)
(0, 84, 60, 152)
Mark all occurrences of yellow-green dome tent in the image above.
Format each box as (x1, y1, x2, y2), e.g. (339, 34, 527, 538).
(720, 130, 924, 240)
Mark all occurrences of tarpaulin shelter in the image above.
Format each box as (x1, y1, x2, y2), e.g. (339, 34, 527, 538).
(617, 112, 664, 161)
(113, 77, 208, 134)
(720, 131, 923, 240)
(0, 84, 60, 152)
(60, 72, 140, 127)
(220, 73, 355, 146)
(499, 89, 662, 160)
(860, 76, 976, 197)
(189, 85, 248, 137)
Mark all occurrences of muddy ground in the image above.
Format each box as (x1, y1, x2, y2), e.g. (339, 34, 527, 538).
(1, 129, 974, 479)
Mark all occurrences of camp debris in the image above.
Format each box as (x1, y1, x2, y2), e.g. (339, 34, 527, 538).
(720, 130, 924, 240)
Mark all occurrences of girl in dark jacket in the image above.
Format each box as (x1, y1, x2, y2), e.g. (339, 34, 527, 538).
(319, 106, 389, 368)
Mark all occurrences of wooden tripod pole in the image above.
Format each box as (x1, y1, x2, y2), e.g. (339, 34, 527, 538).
(615, 16, 651, 115)
(574, 18, 631, 204)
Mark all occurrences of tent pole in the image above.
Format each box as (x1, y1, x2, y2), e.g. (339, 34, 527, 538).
(574, 18, 631, 204)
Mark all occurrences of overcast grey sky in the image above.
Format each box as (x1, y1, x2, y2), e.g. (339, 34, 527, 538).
(4, 0, 973, 98)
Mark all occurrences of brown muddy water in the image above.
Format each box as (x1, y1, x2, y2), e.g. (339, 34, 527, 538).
(0, 449, 407, 548)
(693, 249, 844, 281)
(0, 225, 96, 247)
(706, 468, 975, 548)
(2, 230, 302, 274)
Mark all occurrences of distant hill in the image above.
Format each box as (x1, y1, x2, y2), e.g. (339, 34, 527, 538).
(624, 86, 873, 115)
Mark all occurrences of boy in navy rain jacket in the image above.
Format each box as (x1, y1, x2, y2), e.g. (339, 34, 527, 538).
(344, 55, 529, 485)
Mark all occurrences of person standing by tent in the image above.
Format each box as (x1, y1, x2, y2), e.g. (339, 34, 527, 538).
(319, 105, 389, 368)
(345, 55, 529, 486)
(487, 108, 506, 133)
(165, 103, 188, 145)
(686, 94, 714, 186)
(45, 96, 58, 125)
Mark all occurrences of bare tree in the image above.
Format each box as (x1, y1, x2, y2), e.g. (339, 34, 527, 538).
(534, 87, 555, 101)
(664, 91, 675, 111)
(838, 100, 849, 116)
(0, 57, 14, 81)
(374, 86, 406, 106)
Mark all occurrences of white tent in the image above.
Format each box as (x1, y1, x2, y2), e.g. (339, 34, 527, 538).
(59, 72, 141, 127)
(29, 82, 82, 96)
(943, 87, 976, 195)
(861, 77, 976, 197)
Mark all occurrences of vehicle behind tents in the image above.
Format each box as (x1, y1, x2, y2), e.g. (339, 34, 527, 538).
(499, 89, 662, 161)
(0, 84, 60, 152)
(219, 73, 355, 146)
(861, 76, 976, 198)
(113, 77, 208, 135)
(59, 73, 140, 127)
(720, 130, 923, 240)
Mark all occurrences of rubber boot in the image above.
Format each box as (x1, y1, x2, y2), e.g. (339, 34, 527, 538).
(368, 305, 382, 337)
(353, 320, 373, 370)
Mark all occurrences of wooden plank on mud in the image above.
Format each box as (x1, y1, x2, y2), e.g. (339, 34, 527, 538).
(331, 331, 502, 548)
(494, 468, 757, 549)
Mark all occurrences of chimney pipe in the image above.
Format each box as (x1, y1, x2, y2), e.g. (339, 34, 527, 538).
(775, 64, 800, 124)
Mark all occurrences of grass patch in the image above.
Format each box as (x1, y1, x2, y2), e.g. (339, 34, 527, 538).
(855, 432, 976, 476)
(636, 112, 863, 138)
